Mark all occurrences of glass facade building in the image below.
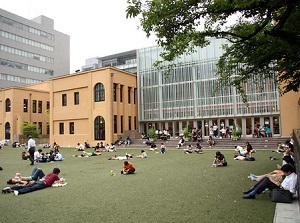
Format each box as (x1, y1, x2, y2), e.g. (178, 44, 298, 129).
(137, 38, 280, 137)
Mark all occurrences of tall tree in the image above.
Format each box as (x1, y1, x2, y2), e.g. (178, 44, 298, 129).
(126, 0, 300, 98)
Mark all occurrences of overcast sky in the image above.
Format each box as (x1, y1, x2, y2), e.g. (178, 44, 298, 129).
(1, 0, 157, 73)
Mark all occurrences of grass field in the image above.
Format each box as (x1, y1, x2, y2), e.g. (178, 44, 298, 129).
(0, 146, 283, 223)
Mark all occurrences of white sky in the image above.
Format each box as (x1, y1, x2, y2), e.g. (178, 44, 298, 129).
(1, 0, 157, 73)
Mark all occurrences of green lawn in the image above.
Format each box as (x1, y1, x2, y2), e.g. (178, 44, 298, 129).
(0, 146, 283, 223)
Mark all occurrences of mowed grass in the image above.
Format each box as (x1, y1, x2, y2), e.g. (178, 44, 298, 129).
(0, 146, 283, 223)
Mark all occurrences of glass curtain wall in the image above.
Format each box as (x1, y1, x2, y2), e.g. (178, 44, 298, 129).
(137, 38, 280, 136)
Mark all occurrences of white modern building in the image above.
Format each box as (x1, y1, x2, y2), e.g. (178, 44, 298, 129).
(0, 8, 70, 89)
(82, 39, 299, 137)
(137, 38, 280, 137)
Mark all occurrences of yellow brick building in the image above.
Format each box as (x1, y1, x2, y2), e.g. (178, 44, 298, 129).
(49, 67, 137, 147)
(0, 67, 137, 147)
(279, 91, 300, 136)
(0, 84, 50, 143)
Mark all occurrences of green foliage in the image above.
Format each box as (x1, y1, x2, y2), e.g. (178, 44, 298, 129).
(148, 127, 158, 140)
(232, 122, 242, 140)
(126, 0, 300, 100)
(183, 127, 192, 140)
(45, 109, 50, 127)
(21, 122, 39, 138)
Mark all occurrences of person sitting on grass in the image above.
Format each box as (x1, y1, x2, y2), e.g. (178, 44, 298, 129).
(160, 143, 166, 154)
(242, 164, 297, 199)
(94, 143, 104, 152)
(149, 143, 157, 151)
(184, 144, 194, 154)
(76, 143, 85, 151)
(110, 143, 117, 152)
(248, 156, 295, 183)
(22, 151, 29, 160)
(54, 152, 64, 161)
(245, 141, 255, 157)
(2, 168, 62, 195)
(235, 145, 247, 157)
(6, 167, 45, 186)
(136, 150, 147, 158)
(272, 143, 285, 154)
(121, 161, 135, 175)
(234, 155, 255, 161)
(194, 143, 203, 154)
(34, 149, 42, 162)
(213, 151, 227, 167)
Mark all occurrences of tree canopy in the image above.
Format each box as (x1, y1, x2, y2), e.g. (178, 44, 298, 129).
(126, 0, 300, 98)
(21, 122, 39, 139)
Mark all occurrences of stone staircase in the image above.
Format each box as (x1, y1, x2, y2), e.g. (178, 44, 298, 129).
(121, 136, 290, 150)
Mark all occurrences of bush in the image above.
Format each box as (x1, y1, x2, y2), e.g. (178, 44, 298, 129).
(232, 122, 242, 139)
(148, 128, 157, 141)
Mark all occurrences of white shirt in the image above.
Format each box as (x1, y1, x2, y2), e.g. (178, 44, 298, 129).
(34, 151, 41, 161)
(55, 153, 63, 161)
(141, 152, 147, 158)
(281, 172, 298, 194)
(118, 156, 128, 160)
(27, 138, 36, 150)
(213, 125, 218, 131)
(236, 146, 246, 155)
(77, 144, 84, 150)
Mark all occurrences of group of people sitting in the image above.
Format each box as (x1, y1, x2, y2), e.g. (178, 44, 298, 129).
(272, 137, 294, 157)
(243, 157, 297, 200)
(242, 138, 297, 200)
(75, 142, 117, 153)
(116, 136, 132, 146)
(22, 148, 63, 162)
(253, 125, 272, 138)
(183, 143, 203, 154)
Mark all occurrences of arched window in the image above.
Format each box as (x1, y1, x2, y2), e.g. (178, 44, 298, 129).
(94, 116, 105, 140)
(5, 122, 10, 140)
(5, 98, 11, 112)
(94, 83, 105, 102)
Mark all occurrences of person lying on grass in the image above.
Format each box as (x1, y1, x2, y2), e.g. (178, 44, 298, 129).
(108, 154, 133, 160)
(2, 168, 62, 195)
(121, 161, 135, 175)
(234, 155, 255, 161)
(243, 164, 297, 199)
(6, 167, 45, 186)
(73, 151, 102, 157)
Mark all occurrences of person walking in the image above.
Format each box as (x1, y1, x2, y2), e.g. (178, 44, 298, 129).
(27, 135, 36, 165)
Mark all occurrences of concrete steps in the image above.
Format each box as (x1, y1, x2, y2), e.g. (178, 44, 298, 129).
(121, 136, 290, 150)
